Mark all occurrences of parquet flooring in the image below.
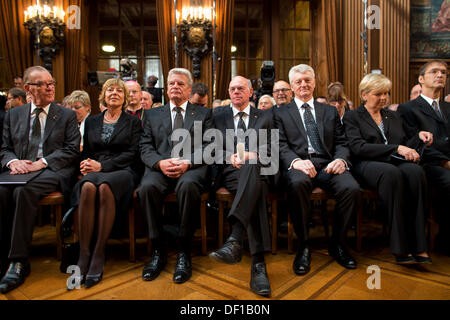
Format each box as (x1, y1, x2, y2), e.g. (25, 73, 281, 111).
(1, 219, 449, 301)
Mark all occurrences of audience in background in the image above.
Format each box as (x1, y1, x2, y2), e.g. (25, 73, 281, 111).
(189, 82, 209, 108)
(410, 83, 422, 101)
(221, 99, 231, 106)
(272, 80, 293, 107)
(13, 76, 23, 88)
(257, 94, 276, 111)
(327, 82, 349, 121)
(315, 96, 328, 104)
(5, 87, 26, 112)
(125, 81, 145, 124)
(212, 99, 222, 109)
(386, 104, 399, 111)
(140, 91, 153, 110)
(66, 90, 91, 151)
(146, 75, 163, 104)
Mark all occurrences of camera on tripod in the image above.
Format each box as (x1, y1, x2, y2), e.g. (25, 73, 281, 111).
(87, 58, 138, 86)
(253, 61, 275, 104)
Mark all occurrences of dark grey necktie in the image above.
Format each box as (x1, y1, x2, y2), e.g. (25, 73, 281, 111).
(432, 101, 443, 120)
(302, 103, 325, 154)
(173, 106, 184, 131)
(237, 112, 247, 132)
(26, 108, 44, 161)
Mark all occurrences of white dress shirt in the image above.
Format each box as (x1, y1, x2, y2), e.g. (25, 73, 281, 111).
(294, 97, 317, 154)
(231, 104, 251, 134)
(170, 101, 188, 129)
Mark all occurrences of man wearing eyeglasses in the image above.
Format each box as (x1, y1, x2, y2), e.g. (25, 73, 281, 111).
(272, 80, 293, 108)
(398, 60, 450, 256)
(0, 66, 80, 293)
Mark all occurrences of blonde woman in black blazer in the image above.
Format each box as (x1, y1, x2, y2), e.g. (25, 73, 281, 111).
(343, 73, 433, 265)
(70, 78, 141, 289)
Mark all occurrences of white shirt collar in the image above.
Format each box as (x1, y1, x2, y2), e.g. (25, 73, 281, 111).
(294, 97, 315, 110)
(170, 100, 188, 112)
(231, 104, 251, 117)
(30, 101, 51, 115)
(420, 94, 439, 107)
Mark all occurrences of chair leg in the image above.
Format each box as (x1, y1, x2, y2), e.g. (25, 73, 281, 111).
(55, 205, 62, 261)
(271, 199, 278, 255)
(128, 207, 136, 262)
(288, 213, 294, 254)
(320, 200, 329, 240)
(200, 199, 207, 255)
(218, 200, 224, 248)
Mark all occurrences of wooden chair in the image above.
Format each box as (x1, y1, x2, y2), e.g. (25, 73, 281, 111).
(38, 191, 65, 260)
(215, 188, 284, 254)
(128, 191, 209, 262)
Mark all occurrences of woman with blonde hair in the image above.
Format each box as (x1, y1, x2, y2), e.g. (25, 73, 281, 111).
(69, 78, 142, 289)
(343, 73, 433, 265)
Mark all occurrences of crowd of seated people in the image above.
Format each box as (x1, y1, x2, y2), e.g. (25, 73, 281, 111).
(0, 60, 448, 298)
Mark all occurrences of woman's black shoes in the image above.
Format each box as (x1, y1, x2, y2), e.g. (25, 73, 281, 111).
(85, 273, 103, 288)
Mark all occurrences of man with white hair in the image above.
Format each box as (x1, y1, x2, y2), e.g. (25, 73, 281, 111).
(274, 64, 361, 275)
(140, 91, 153, 110)
(138, 68, 212, 284)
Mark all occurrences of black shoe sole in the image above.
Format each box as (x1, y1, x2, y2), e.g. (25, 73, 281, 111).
(250, 284, 271, 297)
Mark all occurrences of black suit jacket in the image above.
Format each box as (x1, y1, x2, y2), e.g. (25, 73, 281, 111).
(0, 102, 80, 193)
(212, 105, 274, 187)
(274, 100, 350, 171)
(140, 102, 213, 171)
(82, 111, 142, 174)
(343, 105, 423, 163)
(398, 95, 450, 163)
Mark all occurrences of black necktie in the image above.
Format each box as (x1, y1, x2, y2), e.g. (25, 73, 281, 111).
(432, 101, 443, 120)
(301, 103, 325, 154)
(237, 112, 246, 132)
(26, 108, 44, 161)
(173, 106, 184, 131)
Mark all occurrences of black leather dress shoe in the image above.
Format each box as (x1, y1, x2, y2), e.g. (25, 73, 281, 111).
(293, 247, 311, 275)
(173, 252, 192, 284)
(0, 261, 31, 294)
(85, 273, 103, 289)
(250, 262, 271, 297)
(394, 254, 416, 265)
(414, 255, 432, 264)
(328, 243, 357, 269)
(209, 236, 242, 264)
(142, 249, 167, 281)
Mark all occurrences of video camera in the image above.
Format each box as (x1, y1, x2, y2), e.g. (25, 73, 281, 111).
(253, 61, 276, 104)
(87, 58, 138, 86)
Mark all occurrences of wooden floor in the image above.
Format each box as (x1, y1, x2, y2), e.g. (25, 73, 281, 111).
(1, 219, 450, 301)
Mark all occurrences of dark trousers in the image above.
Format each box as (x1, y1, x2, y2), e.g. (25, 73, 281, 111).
(137, 166, 208, 242)
(354, 161, 428, 255)
(423, 163, 450, 245)
(222, 164, 271, 255)
(285, 168, 361, 247)
(0, 169, 60, 262)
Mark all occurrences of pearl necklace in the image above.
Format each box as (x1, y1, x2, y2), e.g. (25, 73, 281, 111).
(104, 110, 121, 123)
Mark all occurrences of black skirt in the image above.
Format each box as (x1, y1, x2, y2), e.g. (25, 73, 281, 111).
(71, 169, 136, 215)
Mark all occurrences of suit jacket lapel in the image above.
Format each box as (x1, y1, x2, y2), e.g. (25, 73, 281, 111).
(162, 104, 173, 147)
(248, 107, 259, 129)
(287, 102, 307, 137)
(313, 102, 325, 142)
(417, 96, 445, 123)
(183, 103, 195, 132)
(108, 111, 127, 143)
(43, 103, 60, 143)
(225, 106, 234, 131)
(20, 103, 32, 158)
(358, 106, 384, 140)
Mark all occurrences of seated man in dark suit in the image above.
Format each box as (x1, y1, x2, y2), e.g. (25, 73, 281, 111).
(138, 68, 212, 284)
(398, 60, 450, 254)
(274, 64, 361, 275)
(0, 66, 80, 293)
(209, 76, 274, 297)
